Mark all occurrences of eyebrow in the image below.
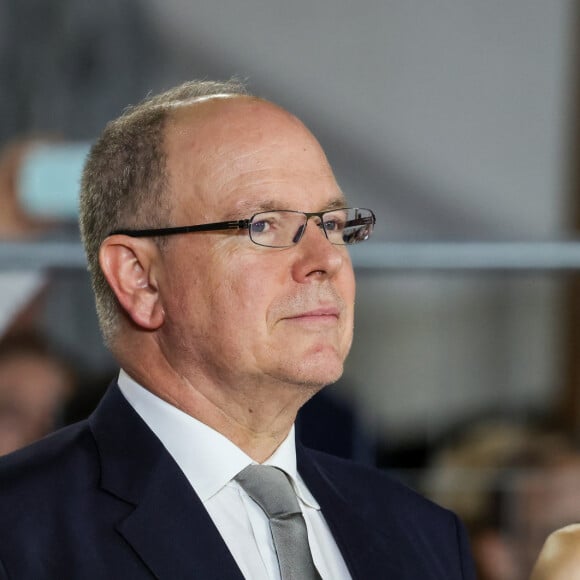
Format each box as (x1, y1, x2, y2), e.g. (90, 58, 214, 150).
(228, 195, 348, 219)
(325, 197, 349, 211)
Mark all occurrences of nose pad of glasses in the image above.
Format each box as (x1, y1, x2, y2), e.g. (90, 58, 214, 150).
(292, 224, 306, 244)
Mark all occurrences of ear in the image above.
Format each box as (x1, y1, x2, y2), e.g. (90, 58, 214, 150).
(99, 235, 165, 331)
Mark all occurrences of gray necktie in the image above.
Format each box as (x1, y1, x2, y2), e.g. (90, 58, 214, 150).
(235, 465, 321, 580)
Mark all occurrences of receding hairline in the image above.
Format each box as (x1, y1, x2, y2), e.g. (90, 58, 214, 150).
(164, 93, 304, 132)
(165, 92, 251, 110)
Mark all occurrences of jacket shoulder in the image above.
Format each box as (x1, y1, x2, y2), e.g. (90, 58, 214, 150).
(0, 420, 98, 513)
(303, 447, 442, 514)
(301, 448, 476, 579)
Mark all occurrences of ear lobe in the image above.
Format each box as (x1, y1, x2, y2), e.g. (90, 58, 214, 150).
(99, 235, 165, 331)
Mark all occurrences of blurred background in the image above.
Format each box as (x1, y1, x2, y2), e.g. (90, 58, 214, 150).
(1, 1, 579, 577)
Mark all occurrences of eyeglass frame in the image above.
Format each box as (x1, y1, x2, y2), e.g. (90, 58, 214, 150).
(108, 207, 376, 248)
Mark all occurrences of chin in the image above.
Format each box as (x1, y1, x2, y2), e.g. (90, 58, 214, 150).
(267, 339, 350, 387)
(281, 356, 345, 388)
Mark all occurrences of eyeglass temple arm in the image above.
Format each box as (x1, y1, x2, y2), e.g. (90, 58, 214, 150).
(109, 219, 251, 238)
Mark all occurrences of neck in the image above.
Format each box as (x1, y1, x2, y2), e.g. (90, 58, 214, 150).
(117, 342, 317, 463)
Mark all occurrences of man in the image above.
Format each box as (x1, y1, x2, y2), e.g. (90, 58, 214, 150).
(0, 80, 475, 579)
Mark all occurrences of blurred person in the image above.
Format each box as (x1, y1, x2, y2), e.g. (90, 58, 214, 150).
(425, 418, 580, 580)
(506, 444, 580, 578)
(0, 80, 475, 579)
(0, 332, 75, 455)
(530, 523, 580, 580)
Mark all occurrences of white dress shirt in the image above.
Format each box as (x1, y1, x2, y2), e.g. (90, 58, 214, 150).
(117, 370, 351, 580)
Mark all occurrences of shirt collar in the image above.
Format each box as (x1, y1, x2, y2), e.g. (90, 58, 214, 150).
(117, 370, 319, 509)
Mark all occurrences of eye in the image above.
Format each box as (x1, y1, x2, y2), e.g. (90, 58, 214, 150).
(323, 213, 346, 232)
(250, 219, 269, 234)
(250, 213, 281, 235)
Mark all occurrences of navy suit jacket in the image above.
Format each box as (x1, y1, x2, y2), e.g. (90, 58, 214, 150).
(0, 384, 475, 579)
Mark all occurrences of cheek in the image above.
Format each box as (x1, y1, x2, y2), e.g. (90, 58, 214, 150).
(216, 273, 274, 332)
(197, 251, 276, 333)
(339, 269, 356, 347)
(339, 266, 356, 313)
(161, 247, 220, 330)
(346, 273, 356, 306)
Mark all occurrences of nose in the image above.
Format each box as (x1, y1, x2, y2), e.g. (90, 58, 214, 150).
(291, 218, 349, 282)
(292, 214, 330, 245)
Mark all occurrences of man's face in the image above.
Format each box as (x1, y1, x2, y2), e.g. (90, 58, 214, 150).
(156, 98, 356, 392)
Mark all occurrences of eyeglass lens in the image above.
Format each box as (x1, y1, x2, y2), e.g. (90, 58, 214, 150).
(248, 208, 374, 248)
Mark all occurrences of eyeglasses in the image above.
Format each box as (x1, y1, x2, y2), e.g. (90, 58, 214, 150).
(109, 207, 376, 248)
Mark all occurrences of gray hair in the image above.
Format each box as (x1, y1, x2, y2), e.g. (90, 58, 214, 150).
(79, 79, 250, 345)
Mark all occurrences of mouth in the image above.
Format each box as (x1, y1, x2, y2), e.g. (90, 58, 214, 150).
(283, 307, 340, 325)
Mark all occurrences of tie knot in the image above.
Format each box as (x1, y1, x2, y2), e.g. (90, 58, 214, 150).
(235, 465, 301, 519)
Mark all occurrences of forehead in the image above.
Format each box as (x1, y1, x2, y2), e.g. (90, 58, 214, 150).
(163, 97, 343, 218)
(167, 96, 308, 149)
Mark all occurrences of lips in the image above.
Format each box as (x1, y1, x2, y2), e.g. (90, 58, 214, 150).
(283, 306, 340, 321)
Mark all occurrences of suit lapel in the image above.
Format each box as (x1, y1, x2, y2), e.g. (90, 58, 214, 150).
(89, 384, 244, 580)
(116, 452, 244, 580)
(297, 445, 407, 580)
